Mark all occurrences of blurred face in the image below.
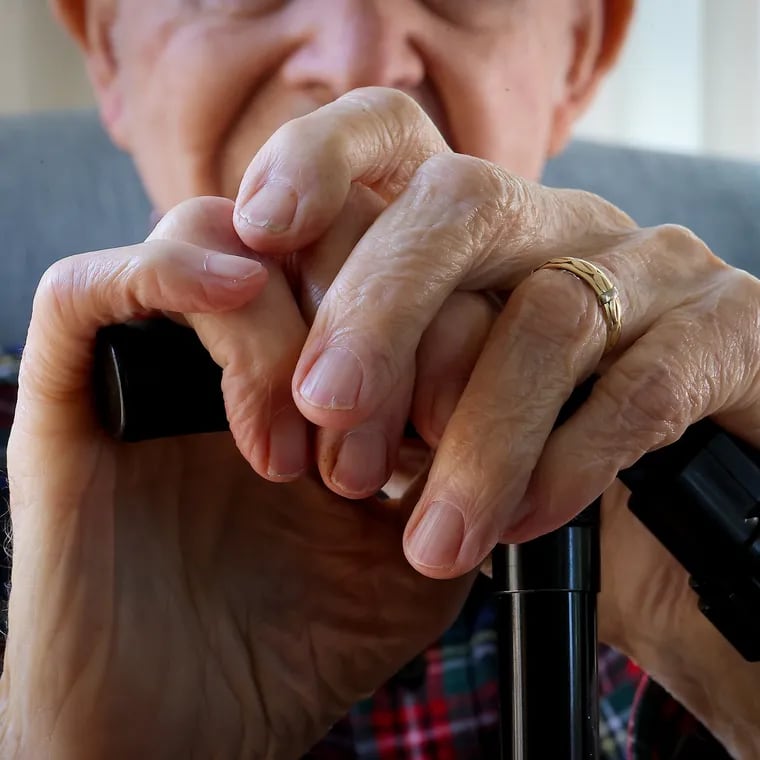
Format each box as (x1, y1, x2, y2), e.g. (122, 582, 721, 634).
(98, 0, 600, 211)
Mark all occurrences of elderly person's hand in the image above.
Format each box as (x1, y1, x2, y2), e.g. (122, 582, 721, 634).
(0, 196, 474, 759)
(228, 88, 760, 757)
(4, 83, 760, 759)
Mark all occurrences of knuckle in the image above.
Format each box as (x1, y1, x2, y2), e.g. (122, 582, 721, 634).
(420, 153, 504, 203)
(344, 86, 422, 119)
(414, 154, 518, 253)
(351, 269, 422, 318)
(510, 269, 602, 354)
(490, 169, 540, 239)
(347, 89, 444, 188)
(600, 360, 695, 452)
(735, 272, 760, 344)
(342, 86, 432, 148)
(36, 256, 74, 302)
(35, 249, 147, 330)
(649, 223, 722, 269)
(34, 255, 88, 323)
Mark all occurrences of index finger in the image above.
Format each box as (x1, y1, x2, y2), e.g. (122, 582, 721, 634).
(233, 87, 450, 253)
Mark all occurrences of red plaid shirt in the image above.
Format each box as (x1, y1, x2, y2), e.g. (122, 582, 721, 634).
(305, 574, 729, 760)
(0, 353, 730, 759)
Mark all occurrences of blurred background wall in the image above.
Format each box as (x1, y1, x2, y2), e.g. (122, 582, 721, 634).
(1, 0, 759, 159)
(576, 0, 760, 159)
(0, 1, 92, 113)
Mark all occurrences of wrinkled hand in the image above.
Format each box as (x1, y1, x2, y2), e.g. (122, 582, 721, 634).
(231, 86, 760, 579)
(227, 87, 760, 754)
(0, 198, 473, 759)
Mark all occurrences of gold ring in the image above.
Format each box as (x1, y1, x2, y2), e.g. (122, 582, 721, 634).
(536, 257, 622, 354)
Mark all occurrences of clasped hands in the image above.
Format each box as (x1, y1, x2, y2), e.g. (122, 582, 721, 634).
(4, 88, 760, 759)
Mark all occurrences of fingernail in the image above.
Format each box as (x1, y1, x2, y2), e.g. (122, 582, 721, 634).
(299, 348, 363, 411)
(238, 182, 298, 233)
(331, 429, 388, 496)
(204, 252, 263, 280)
(406, 501, 465, 569)
(268, 406, 308, 479)
(430, 384, 463, 440)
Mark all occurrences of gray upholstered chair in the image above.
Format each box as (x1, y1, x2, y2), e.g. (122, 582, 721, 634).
(1, 109, 758, 349)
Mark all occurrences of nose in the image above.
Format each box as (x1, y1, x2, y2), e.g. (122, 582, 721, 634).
(281, 0, 425, 96)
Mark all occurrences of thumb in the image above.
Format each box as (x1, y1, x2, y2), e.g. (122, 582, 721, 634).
(16, 235, 267, 438)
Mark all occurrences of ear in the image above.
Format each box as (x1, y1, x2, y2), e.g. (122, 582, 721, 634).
(50, 0, 127, 147)
(548, 0, 634, 156)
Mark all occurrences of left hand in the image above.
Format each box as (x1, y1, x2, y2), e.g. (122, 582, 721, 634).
(228, 88, 760, 756)
(231, 87, 760, 644)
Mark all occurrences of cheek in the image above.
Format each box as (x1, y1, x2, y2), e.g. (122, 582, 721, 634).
(423, 14, 570, 181)
(483, 60, 559, 180)
(118, 16, 294, 211)
(115, 7, 568, 210)
(441, 52, 560, 180)
(454, 80, 555, 180)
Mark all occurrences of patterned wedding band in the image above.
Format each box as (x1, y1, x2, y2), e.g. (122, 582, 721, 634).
(536, 257, 623, 354)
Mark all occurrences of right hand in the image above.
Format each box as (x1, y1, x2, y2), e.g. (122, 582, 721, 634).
(0, 197, 474, 759)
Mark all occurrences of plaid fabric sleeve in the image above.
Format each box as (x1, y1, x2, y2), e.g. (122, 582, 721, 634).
(628, 676, 732, 760)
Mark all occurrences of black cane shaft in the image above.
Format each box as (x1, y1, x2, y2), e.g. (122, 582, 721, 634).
(493, 508, 600, 760)
(497, 590, 598, 760)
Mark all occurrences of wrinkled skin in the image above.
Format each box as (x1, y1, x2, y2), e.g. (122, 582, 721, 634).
(2, 197, 473, 759)
(3, 1, 759, 758)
